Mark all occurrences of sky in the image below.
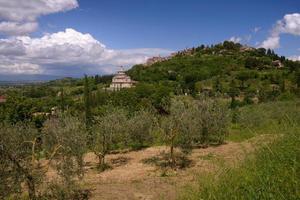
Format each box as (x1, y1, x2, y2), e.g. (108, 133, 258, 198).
(0, 0, 299, 78)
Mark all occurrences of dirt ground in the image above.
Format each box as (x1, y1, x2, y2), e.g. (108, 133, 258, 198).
(81, 134, 272, 200)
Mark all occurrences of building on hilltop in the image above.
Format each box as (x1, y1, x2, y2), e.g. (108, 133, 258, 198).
(144, 56, 168, 66)
(0, 95, 6, 103)
(109, 67, 136, 91)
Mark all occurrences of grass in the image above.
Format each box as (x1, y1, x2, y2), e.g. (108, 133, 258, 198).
(180, 100, 300, 200)
(228, 100, 300, 142)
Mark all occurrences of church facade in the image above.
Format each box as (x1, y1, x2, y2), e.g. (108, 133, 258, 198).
(109, 67, 136, 90)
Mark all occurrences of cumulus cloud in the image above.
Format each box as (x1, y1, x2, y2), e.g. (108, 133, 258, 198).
(260, 13, 300, 49)
(0, 28, 173, 75)
(229, 36, 242, 43)
(0, 0, 78, 35)
(260, 35, 280, 49)
(0, 39, 25, 56)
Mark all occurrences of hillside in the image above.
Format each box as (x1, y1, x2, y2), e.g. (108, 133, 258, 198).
(1, 41, 300, 123)
(128, 41, 300, 101)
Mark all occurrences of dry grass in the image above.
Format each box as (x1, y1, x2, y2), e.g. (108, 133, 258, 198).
(74, 134, 273, 200)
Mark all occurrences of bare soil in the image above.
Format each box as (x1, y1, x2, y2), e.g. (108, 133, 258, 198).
(81, 134, 273, 200)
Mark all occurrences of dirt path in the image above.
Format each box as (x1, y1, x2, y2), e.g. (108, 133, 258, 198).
(82, 134, 272, 200)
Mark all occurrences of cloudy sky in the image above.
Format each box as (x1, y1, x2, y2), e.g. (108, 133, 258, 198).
(0, 0, 299, 78)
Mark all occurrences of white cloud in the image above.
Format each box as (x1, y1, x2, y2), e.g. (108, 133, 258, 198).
(229, 36, 242, 43)
(0, 0, 78, 35)
(279, 13, 300, 36)
(0, 0, 78, 22)
(0, 21, 38, 36)
(260, 13, 300, 49)
(0, 28, 173, 75)
(260, 35, 280, 49)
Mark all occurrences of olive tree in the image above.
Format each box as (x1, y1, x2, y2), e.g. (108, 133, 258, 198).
(160, 97, 196, 166)
(0, 124, 42, 199)
(160, 96, 229, 166)
(126, 110, 156, 150)
(193, 97, 229, 145)
(92, 109, 128, 170)
(42, 115, 87, 187)
(0, 115, 87, 200)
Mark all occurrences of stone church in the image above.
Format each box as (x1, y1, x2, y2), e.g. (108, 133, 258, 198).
(109, 67, 136, 90)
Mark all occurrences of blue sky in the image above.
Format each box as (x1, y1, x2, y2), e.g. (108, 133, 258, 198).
(38, 0, 300, 52)
(0, 0, 299, 77)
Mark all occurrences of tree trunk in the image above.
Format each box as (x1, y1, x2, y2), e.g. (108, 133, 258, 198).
(26, 175, 36, 200)
(170, 143, 175, 167)
(101, 154, 105, 166)
(97, 154, 105, 167)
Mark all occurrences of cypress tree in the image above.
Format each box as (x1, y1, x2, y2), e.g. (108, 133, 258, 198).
(60, 87, 65, 112)
(84, 75, 92, 129)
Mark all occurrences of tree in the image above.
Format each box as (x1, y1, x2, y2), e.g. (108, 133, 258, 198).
(127, 110, 155, 150)
(214, 77, 222, 93)
(0, 124, 41, 199)
(245, 57, 261, 69)
(228, 80, 240, 109)
(83, 75, 92, 129)
(296, 71, 300, 88)
(92, 109, 128, 170)
(193, 97, 229, 144)
(0, 116, 87, 199)
(267, 48, 272, 56)
(160, 96, 229, 167)
(60, 87, 65, 112)
(160, 97, 193, 166)
(43, 116, 87, 184)
(257, 48, 266, 56)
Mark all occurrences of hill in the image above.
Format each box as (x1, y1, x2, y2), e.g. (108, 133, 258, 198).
(1, 41, 300, 122)
(128, 41, 300, 102)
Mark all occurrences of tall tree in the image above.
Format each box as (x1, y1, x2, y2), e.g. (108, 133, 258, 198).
(60, 87, 65, 112)
(84, 75, 92, 129)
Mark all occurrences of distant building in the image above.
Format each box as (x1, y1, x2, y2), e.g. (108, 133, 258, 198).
(240, 45, 255, 52)
(109, 67, 136, 91)
(0, 95, 6, 103)
(144, 56, 167, 66)
(272, 60, 284, 69)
